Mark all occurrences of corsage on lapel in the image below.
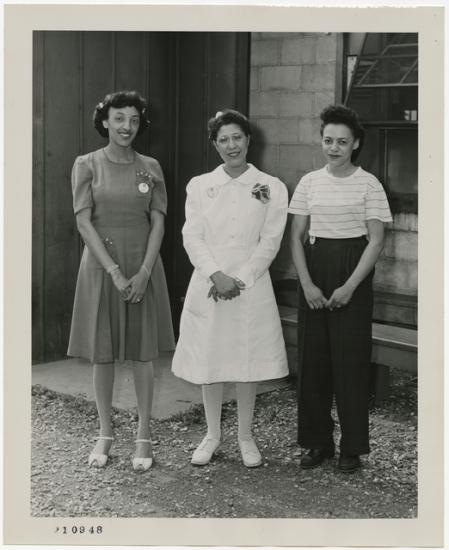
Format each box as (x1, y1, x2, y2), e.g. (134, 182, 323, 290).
(135, 170, 155, 195)
(251, 183, 270, 204)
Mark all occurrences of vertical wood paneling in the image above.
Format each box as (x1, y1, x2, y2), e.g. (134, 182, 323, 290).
(146, 33, 177, 303)
(171, 33, 207, 324)
(146, 32, 172, 166)
(205, 32, 250, 170)
(115, 32, 150, 155)
(82, 32, 115, 155)
(234, 33, 251, 114)
(32, 32, 45, 362)
(43, 32, 82, 360)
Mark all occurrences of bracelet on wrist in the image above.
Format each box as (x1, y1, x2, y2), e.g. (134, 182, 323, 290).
(140, 264, 150, 278)
(106, 264, 119, 275)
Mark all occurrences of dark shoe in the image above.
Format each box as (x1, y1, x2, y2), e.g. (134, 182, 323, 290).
(338, 454, 361, 473)
(300, 448, 334, 469)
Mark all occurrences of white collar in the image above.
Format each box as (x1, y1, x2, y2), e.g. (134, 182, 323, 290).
(214, 163, 259, 186)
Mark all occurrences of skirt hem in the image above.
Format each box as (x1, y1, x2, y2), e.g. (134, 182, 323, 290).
(171, 367, 289, 385)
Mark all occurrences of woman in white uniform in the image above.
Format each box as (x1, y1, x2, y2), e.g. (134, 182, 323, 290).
(172, 109, 289, 468)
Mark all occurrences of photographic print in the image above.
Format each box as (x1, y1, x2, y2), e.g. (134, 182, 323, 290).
(3, 4, 444, 548)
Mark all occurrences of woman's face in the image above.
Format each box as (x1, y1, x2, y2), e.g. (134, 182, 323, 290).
(321, 123, 359, 168)
(214, 123, 250, 169)
(102, 106, 140, 147)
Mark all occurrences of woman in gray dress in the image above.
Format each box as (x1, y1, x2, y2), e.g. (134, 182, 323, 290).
(68, 91, 174, 471)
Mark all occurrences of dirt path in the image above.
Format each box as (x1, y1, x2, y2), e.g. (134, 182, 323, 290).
(31, 372, 417, 518)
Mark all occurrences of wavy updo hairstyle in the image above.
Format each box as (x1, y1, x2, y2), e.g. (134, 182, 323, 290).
(320, 105, 365, 161)
(93, 90, 149, 138)
(208, 109, 252, 142)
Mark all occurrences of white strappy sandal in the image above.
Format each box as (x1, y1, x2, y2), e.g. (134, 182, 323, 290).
(88, 435, 114, 468)
(132, 439, 153, 471)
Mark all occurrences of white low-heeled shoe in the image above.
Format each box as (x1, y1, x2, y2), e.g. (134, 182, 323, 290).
(88, 436, 114, 468)
(238, 438, 262, 468)
(132, 439, 153, 472)
(191, 436, 220, 466)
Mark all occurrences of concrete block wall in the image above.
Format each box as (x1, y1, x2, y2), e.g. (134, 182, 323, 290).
(374, 213, 418, 296)
(248, 32, 339, 278)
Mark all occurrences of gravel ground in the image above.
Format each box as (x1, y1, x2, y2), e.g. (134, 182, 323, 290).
(31, 370, 417, 518)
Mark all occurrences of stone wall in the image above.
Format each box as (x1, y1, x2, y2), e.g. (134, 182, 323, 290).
(375, 214, 418, 296)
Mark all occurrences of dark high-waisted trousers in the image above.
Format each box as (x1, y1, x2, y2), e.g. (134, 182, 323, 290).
(297, 236, 373, 456)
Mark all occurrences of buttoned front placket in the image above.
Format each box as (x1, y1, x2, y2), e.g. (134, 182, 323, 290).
(231, 177, 251, 377)
(229, 178, 239, 243)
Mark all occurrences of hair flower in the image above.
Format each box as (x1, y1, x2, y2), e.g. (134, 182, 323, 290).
(215, 111, 223, 119)
(251, 183, 270, 204)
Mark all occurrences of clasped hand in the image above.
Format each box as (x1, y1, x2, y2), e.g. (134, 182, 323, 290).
(111, 268, 149, 303)
(303, 282, 355, 310)
(208, 271, 245, 302)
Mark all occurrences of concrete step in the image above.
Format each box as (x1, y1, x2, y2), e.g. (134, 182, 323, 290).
(32, 352, 289, 418)
(278, 305, 417, 374)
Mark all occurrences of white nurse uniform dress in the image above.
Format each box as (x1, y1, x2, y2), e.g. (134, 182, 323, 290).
(171, 163, 289, 384)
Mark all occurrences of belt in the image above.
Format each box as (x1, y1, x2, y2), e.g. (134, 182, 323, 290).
(309, 235, 367, 244)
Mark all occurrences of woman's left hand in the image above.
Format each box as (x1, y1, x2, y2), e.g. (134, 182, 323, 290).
(326, 283, 355, 311)
(125, 268, 150, 304)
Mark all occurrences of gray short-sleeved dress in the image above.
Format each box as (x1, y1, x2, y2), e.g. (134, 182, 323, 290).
(67, 148, 175, 364)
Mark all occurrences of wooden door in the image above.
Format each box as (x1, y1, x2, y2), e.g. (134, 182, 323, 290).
(32, 31, 249, 362)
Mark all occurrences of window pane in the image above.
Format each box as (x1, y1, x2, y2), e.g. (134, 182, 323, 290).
(357, 127, 382, 179)
(345, 32, 418, 122)
(357, 56, 418, 85)
(386, 129, 418, 194)
(349, 86, 417, 121)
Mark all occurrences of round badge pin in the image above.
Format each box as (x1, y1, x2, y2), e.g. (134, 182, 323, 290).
(207, 186, 219, 198)
(138, 182, 149, 194)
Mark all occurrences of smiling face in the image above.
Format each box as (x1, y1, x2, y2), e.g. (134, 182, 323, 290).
(214, 123, 250, 173)
(321, 123, 359, 170)
(102, 106, 140, 148)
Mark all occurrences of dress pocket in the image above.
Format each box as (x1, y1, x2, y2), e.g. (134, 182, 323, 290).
(183, 272, 212, 317)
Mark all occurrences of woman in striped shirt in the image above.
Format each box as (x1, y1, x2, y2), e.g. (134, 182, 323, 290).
(289, 105, 392, 473)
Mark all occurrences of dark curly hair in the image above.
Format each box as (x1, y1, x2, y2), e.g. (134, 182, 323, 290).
(93, 90, 149, 138)
(208, 109, 251, 142)
(320, 105, 365, 161)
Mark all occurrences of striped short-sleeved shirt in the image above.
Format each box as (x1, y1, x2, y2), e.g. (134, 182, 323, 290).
(288, 166, 392, 238)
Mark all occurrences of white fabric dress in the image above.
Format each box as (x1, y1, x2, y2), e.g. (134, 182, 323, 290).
(171, 163, 289, 384)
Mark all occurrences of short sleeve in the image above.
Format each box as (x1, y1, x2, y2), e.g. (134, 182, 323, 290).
(149, 161, 168, 216)
(365, 177, 393, 223)
(71, 155, 94, 215)
(288, 175, 310, 215)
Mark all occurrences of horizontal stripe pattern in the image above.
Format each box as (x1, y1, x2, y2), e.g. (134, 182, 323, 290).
(288, 166, 392, 238)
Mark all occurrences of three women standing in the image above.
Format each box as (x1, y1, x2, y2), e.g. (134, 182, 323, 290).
(172, 110, 289, 467)
(68, 91, 174, 471)
(69, 95, 390, 474)
(289, 105, 392, 472)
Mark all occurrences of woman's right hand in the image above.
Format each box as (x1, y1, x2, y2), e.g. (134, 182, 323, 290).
(302, 282, 327, 310)
(110, 269, 131, 300)
(210, 271, 241, 300)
